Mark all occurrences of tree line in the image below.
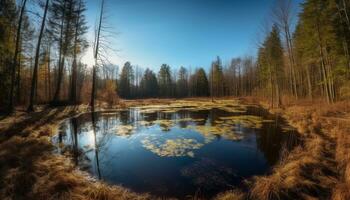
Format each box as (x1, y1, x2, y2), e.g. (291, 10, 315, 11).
(0, 0, 349, 113)
(117, 0, 350, 106)
(117, 56, 256, 99)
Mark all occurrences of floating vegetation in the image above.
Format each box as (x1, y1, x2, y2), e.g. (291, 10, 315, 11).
(135, 100, 248, 114)
(137, 118, 206, 130)
(115, 125, 134, 136)
(188, 125, 243, 142)
(219, 115, 265, 129)
(138, 120, 153, 127)
(141, 136, 204, 157)
(176, 118, 205, 123)
(153, 119, 175, 131)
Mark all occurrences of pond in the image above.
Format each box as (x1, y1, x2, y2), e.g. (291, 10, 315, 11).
(53, 100, 299, 198)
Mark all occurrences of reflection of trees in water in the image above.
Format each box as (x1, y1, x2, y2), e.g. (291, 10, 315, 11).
(57, 119, 91, 170)
(71, 118, 79, 165)
(91, 112, 101, 179)
(177, 111, 191, 128)
(57, 112, 121, 180)
(119, 110, 131, 125)
(188, 110, 209, 126)
(91, 113, 123, 180)
(255, 114, 299, 166)
(58, 107, 300, 182)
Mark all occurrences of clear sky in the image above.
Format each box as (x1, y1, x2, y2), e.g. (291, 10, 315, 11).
(82, 0, 303, 71)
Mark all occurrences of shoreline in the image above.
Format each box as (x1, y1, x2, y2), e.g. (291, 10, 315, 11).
(0, 97, 349, 200)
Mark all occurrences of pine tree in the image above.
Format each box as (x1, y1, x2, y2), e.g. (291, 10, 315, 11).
(158, 64, 172, 97)
(140, 68, 158, 98)
(176, 67, 188, 98)
(118, 62, 134, 99)
(210, 56, 224, 97)
(191, 68, 209, 96)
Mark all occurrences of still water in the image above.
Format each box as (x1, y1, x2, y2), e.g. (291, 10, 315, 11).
(53, 103, 298, 198)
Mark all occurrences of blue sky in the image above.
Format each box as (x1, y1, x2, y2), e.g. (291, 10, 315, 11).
(82, 0, 303, 71)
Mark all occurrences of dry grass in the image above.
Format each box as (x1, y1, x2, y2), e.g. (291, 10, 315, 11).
(215, 98, 350, 200)
(214, 189, 246, 200)
(1, 98, 350, 200)
(0, 105, 153, 200)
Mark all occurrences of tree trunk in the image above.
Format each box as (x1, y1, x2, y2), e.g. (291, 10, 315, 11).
(70, 0, 82, 104)
(16, 49, 21, 104)
(341, 0, 350, 31)
(305, 64, 313, 100)
(47, 47, 51, 100)
(285, 27, 298, 98)
(27, 0, 49, 112)
(52, 1, 69, 103)
(91, 0, 104, 110)
(8, 0, 28, 113)
(91, 66, 96, 110)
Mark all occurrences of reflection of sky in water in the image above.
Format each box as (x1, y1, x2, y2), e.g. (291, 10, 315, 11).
(54, 107, 299, 198)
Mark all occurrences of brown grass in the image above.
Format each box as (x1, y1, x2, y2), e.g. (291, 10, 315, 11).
(215, 98, 350, 200)
(0, 105, 153, 200)
(1, 98, 350, 200)
(214, 189, 246, 200)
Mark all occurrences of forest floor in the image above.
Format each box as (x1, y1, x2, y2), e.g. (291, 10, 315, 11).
(0, 98, 349, 200)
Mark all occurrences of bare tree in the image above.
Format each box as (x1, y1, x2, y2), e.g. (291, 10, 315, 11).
(91, 0, 105, 110)
(273, 0, 298, 98)
(90, 0, 117, 110)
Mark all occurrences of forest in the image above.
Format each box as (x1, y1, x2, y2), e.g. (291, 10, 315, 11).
(0, 0, 350, 200)
(1, 0, 349, 112)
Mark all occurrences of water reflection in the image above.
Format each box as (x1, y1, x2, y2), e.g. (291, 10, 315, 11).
(54, 106, 299, 198)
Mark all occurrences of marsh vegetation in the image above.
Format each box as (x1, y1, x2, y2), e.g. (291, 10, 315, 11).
(54, 100, 299, 198)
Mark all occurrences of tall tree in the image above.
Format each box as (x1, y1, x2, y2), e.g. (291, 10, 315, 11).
(8, 0, 28, 112)
(210, 56, 224, 97)
(190, 68, 209, 97)
(70, 0, 88, 104)
(28, 0, 50, 112)
(274, 0, 298, 98)
(158, 64, 173, 97)
(140, 68, 158, 98)
(118, 62, 134, 99)
(176, 66, 188, 98)
(91, 0, 105, 110)
(258, 25, 284, 107)
(0, 0, 17, 111)
(50, 0, 77, 103)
